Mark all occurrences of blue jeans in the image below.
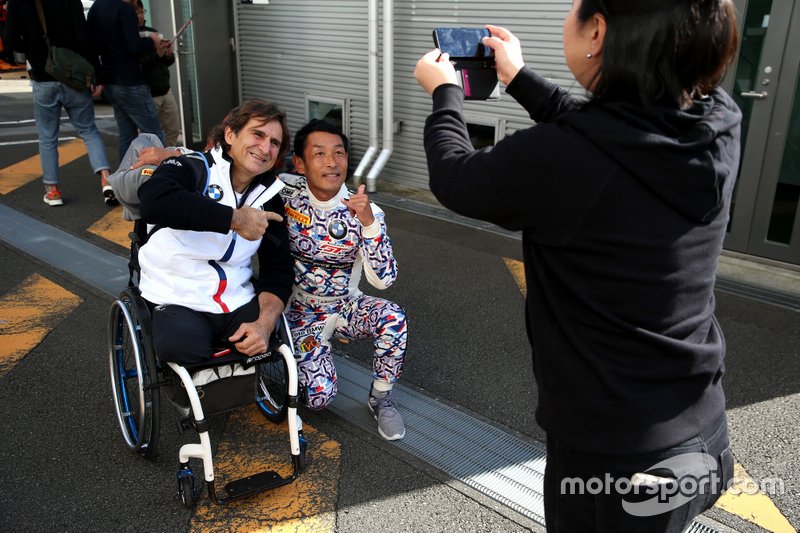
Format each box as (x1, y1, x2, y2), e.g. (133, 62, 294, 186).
(544, 412, 734, 533)
(31, 81, 111, 186)
(104, 84, 165, 161)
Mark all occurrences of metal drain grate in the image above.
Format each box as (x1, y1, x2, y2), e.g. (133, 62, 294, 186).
(329, 356, 724, 532)
(714, 277, 800, 311)
(684, 521, 725, 533)
(330, 354, 548, 524)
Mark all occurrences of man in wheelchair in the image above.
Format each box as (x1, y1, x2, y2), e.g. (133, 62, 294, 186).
(136, 99, 293, 365)
(108, 101, 310, 506)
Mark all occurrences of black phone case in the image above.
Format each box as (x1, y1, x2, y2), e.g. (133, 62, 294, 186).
(452, 58, 500, 100)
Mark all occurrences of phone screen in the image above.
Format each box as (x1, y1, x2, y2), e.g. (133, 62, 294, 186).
(433, 28, 492, 59)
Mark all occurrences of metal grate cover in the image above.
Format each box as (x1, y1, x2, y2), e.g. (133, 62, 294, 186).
(330, 354, 547, 524)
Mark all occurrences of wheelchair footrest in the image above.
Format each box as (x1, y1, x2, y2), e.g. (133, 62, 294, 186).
(224, 470, 294, 499)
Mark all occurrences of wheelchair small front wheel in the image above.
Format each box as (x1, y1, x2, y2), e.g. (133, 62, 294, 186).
(179, 476, 196, 508)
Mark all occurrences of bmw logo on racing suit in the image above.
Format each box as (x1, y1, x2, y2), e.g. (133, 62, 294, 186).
(206, 184, 224, 201)
(328, 219, 347, 239)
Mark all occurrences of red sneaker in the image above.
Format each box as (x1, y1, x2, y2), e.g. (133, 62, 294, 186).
(43, 185, 64, 206)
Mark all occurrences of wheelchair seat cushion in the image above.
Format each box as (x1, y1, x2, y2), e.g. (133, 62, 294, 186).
(192, 363, 254, 386)
(164, 363, 258, 416)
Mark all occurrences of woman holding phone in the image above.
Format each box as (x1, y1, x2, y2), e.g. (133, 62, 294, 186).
(415, 1, 740, 531)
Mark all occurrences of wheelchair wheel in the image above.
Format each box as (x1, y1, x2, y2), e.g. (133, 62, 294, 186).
(256, 314, 292, 423)
(257, 355, 288, 423)
(108, 289, 161, 459)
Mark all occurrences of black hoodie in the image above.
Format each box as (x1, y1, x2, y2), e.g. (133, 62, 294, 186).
(424, 66, 742, 454)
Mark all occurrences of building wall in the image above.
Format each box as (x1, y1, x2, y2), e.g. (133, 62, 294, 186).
(235, 0, 577, 189)
(235, 0, 370, 165)
(391, 1, 575, 188)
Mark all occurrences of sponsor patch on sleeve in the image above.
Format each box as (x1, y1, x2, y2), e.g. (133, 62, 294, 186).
(280, 186, 300, 199)
(285, 206, 311, 225)
(141, 168, 154, 176)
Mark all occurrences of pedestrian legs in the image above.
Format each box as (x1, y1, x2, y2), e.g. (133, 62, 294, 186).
(336, 294, 407, 383)
(153, 90, 181, 147)
(105, 83, 165, 160)
(31, 80, 62, 186)
(62, 85, 110, 175)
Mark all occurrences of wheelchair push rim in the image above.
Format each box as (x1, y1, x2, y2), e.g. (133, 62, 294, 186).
(108, 292, 160, 457)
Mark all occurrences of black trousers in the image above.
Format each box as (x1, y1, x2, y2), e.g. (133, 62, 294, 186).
(544, 412, 734, 533)
(149, 298, 260, 364)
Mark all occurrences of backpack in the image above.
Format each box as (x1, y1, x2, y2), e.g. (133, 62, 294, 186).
(34, 0, 96, 91)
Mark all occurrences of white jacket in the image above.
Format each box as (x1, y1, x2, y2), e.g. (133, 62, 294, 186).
(139, 147, 283, 313)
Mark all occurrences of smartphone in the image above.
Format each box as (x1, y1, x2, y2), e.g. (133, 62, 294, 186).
(432, 27, 500, 101)
(432, 28, 493, 59)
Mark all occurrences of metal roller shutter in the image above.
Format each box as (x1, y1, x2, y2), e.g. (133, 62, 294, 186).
(235, 1, 578, 190)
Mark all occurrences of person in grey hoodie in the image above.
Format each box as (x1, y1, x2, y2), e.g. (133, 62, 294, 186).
(415, 1, 740, 531)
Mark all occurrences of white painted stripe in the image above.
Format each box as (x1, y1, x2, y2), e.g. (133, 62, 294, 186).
(0, 119, 37, 125)
(0, 114, 113, 126)
(0, 137, 76, 147)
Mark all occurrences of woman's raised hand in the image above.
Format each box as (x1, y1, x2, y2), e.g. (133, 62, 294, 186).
(483, 24, 525, 86)
(414, 49, 458, 96)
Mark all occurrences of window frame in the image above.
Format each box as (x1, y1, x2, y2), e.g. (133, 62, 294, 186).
(463, 112, 506, 148)
(305, 95, 350, 138)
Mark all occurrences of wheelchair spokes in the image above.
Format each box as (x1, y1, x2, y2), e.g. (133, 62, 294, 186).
(256, 354, 289, 423)
(108, 291, 160, 459)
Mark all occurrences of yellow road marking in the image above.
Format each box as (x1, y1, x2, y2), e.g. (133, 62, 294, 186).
(0, 139, 87, 194)
(504, 257, 526, 296)
(191, 406, 340, 532)
(715, 463, 796, 533)
(88, 205, 133, 248)
(0, 273, 83, 377)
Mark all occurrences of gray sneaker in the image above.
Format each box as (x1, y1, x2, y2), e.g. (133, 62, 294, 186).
(368, 387, 406, 441)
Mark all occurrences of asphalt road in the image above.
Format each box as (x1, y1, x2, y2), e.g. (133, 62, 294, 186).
(1, 84, 798, 533)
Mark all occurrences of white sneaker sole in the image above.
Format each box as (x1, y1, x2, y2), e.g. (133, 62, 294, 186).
(377, 426, 406, 441)
(43, 195, 63, 206)
(103, 185, 118, 205)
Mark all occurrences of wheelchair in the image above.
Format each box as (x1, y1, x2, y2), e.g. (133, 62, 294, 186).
(107, 224, 307, 508)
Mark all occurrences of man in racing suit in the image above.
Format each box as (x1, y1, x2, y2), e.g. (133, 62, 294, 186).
(281, 119, 408, 440)
(136, 99, 293, 364)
